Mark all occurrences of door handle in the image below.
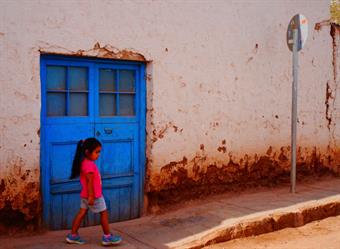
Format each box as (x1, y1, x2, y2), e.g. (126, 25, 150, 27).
(96, 131, 101, 136)
(104, 128, 112, 134)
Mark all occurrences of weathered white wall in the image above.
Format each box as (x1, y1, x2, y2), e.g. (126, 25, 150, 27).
(0, 0, 338, 220)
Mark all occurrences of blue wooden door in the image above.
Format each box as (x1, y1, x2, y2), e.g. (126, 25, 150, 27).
(40, 56, 146, 230)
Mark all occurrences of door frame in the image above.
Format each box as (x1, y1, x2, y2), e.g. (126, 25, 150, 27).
(40, 54, 146, 228)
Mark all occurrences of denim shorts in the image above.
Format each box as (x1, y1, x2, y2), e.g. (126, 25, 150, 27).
(80, 196, 107, 213)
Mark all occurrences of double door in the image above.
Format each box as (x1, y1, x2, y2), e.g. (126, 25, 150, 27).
(40, 56, 146, 229)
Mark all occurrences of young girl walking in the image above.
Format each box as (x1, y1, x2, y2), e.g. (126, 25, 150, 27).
(66, 137, 122, 246)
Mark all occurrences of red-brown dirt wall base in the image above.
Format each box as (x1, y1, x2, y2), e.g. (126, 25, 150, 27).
(146, 149, 340, 212)
(0, 158, 42, 235)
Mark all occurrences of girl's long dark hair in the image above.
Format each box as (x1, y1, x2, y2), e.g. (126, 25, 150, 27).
(70, 137, 102, 179)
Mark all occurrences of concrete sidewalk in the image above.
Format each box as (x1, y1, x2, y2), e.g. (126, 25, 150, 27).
(2, 177, 340, 249)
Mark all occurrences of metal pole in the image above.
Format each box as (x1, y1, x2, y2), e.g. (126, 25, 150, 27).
(291, 28, 298, 193)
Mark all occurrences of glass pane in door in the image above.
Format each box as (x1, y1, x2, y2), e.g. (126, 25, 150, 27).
(47, 66, 66, 90)
(69, 93, 88, 116)
(47, 93, 66, 116)
(119, 94, 135, 116)
(100, 69, 116, 91)
(69, 67, 88, 90)
(100, 94, 116, 116)
(119, 70, 135, 92)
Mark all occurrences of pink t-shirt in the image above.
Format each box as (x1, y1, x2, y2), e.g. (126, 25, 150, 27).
(80, 159, 102, 199)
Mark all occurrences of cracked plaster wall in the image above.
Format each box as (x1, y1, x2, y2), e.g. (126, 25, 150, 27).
(0, 0, 338, 224)
(330, 23, 340, 166)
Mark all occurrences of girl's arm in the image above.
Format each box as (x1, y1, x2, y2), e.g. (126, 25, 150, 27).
(86, 173, 95, 205)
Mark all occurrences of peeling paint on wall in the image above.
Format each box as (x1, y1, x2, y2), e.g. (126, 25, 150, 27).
(314, 22, 334, 132)
(314, 19, 340, 160)
(151, 121, 183, 143)
(0, 156, 41, 234)
(325, 80, 333, 130)
(330, 23, 339, 87)
(39, 42, 147, 62)
(329, 23, 340, 164)
(146, 146, 339, 211)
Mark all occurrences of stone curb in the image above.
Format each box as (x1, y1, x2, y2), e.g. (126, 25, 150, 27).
(176, 195, 340, 249)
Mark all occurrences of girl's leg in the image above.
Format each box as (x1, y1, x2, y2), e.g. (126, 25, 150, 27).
(100, 210, 110, 234)
(100, 210, 122, 245)
(71, 208, 88, 234)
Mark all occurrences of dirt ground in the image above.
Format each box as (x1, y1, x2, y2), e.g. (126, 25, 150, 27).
(205, 215, 340, 249)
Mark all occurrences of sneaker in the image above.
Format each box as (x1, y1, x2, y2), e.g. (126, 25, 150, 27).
(101, 234, 122, 246)
(66, 233, 85, 244)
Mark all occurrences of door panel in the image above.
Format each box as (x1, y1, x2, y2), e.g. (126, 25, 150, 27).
(92, 63, 141, 222)
(97, 125, 136, 176)
(62, 193, 81, 228)
(45, 124, 93, 229)
(102, 187, 133, 222)
(95, 123, 140, 220)
(101, 140, 133, 176)
(50, 194, 62, 229)
(50, 143, 79, 182)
